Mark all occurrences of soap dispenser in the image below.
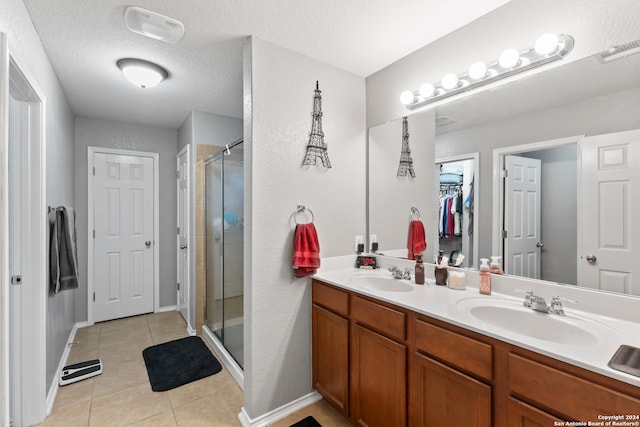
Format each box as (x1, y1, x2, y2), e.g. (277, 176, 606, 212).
(479, 258, 491, 295)
(434, 250, 448, 286)
(415, 254, 425, 285)
(489, 256, 503, 275)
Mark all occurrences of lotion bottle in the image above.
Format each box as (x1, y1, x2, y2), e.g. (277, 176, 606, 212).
(479, 258, 491, 295)
(415, 254, 425, 285)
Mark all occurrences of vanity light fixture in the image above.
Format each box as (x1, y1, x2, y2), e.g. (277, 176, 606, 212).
(117, 58, 168, 88)
(400, 33, 574, 109)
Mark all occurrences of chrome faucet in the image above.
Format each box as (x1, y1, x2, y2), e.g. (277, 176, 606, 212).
(388, 265, 411, 280)
(515, 289, 576, 316)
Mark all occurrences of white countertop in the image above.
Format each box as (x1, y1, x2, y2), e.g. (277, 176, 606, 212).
(314, 257, 640, 388)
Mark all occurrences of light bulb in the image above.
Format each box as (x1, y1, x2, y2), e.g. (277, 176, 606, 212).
(400, 90, 415, 105)
(535, 33, 559, 55)
(468, 62, 488, 80)
(441, 73, 459, 91)
(498, 48, 520, 69)
(419, 83, 435, 98)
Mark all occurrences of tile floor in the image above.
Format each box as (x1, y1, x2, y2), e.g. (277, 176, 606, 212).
(38, 311, 350, 427)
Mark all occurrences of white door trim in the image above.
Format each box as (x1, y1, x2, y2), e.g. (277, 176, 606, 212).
(435, 152, 480, 269)
(1, 33, 48, 426)
(492, 135, 583, 264)
(177, 144, 191, 330)
(87, 147, 160, 325)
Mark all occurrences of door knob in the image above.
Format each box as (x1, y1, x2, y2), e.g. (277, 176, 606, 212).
(586, 255, 597, 264)
(145, 241, 152, 247)
(180, 244, 188, 250)
(536, 242, 544, 248)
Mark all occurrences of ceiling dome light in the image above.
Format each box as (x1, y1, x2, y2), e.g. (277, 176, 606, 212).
(117, 58, 168, 88)
(441, 73, 460, 91)
(535, 33, 560, 55)
(468, 62, 488, 80)
(419, 83, 436, 98)
(400, 90, 415, 105)
(498, 48, 520, 69)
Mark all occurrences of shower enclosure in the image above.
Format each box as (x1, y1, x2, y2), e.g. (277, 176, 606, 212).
(204, 140, 244, 369)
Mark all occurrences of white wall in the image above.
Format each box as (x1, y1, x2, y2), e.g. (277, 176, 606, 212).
(74, 117, 178, 319)
(243, 36, 366, 419)
(0, 0, 76, 403)
(366, 0, 640, 127)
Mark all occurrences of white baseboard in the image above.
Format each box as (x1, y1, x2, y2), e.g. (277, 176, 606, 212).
(157, 305, 177, 313)
(46, 322, 84, 415)
(238, 391, 322, 427)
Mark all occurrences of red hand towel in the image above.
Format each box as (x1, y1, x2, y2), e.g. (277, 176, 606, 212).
(292, 223, 321, 277)
(408, 220, 427, 260)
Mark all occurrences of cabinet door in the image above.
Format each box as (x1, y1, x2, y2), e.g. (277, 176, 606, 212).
(312, 304, 349, 416)
(351, 324, 406, 427)
(412, 353, 491, 427)
(508, 397, 562, 427)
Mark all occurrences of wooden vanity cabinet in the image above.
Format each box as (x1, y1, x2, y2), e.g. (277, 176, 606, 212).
(351, 295, 407, 427)
(312, 280, 350, 417)
(411, 317, 492, 427)
(312, 279, 640, 427)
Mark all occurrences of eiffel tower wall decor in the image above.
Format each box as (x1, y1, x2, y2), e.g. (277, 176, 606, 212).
(397, 116, 415, 178)
(302, 81, 332, 168)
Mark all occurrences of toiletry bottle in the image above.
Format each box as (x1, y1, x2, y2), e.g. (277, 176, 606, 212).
(435, 250, 448, 286)
(490, 256, 503, 274)
(415, 254, 425, 285)
(479, 258, 491, 294)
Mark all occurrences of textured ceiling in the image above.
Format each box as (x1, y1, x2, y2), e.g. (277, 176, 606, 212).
(22, 0, 511, 129)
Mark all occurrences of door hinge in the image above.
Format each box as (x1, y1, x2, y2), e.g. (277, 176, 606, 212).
(93, 229, 95, 238)
(10, 275, 22, 285)
(177, 282, 180, 291)
(93, 166, 96, 176)
(93, 292, 95, 302)
(177, 226, 180, 235)
(501, 169, 508, 178)
(502, 230, 508, 239)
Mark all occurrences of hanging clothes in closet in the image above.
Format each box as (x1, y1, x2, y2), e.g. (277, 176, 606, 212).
(439, 183, 463, 239)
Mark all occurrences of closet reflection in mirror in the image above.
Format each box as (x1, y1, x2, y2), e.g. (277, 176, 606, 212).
(368, 48, 640, 297)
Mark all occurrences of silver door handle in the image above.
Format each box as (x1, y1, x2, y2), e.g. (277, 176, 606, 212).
(180, 244, 188, 250)
(536, 242, 544, 248)
(145, 241, 152, 247)
(586, 255, 597, 264)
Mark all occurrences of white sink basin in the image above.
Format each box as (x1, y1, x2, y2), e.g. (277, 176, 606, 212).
(351, 275, 415, 292)
(457, 298, 617, 346)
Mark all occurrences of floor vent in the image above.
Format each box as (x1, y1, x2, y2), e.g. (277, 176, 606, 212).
(59, 359, 103, 386)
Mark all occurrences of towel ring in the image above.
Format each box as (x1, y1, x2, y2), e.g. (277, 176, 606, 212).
(294, 205, 315, 224)
(410, 206, 421, 220)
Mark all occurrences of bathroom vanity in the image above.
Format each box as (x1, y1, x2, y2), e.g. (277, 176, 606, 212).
(311, 266, 640, 427)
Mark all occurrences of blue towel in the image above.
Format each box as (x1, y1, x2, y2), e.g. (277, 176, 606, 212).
(49, 206, 79, 293)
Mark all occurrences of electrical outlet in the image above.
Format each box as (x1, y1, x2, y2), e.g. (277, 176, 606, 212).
(370, 234, 378, 252)
(354, 235, 363, 252)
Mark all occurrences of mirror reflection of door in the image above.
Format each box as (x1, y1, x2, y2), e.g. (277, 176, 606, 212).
(498, 143, 578, 285)
(503, 155, 541, 278)
(435, 156, 478, 268)
(579, 129, 640, 295)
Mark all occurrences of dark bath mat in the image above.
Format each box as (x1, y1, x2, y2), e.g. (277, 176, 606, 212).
(290, 415, 322, 427)
(142, 336, 222, 391)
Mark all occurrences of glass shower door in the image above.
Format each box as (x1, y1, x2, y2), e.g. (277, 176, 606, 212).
(204, 141, 244, 368)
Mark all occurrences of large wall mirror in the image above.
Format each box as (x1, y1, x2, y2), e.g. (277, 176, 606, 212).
(368, 48, 640, 298)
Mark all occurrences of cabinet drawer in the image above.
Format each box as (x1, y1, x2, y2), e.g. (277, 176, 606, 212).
(312, 280, 349, 316)
(509, 353, 640, 420)
(352, 295, 405, 342)
(414, 319, 492, 381)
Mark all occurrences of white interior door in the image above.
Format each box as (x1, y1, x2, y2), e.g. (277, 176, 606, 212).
(93, 152, 155, 322)
(579, 130, 640, 295)
(504, 155, 542, 278)
(177, 146, 190, 325)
